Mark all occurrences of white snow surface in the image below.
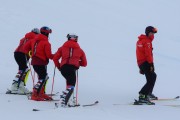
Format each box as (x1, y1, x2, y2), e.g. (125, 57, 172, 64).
(1, 0, 180, 120)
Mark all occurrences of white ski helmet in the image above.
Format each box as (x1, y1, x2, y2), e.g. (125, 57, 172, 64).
(31, 28, 40, 34)
(67, 33, 78, 41)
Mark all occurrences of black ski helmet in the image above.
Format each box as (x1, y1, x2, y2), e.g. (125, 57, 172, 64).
(145, 26, 157, 36)
(40, 26, 52, 37)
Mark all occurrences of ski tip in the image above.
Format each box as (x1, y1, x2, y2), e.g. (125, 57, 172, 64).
(134, 99, 138, 102)
(95, 101, 99, 104)
(32, 109, 40, 111)
(55, 103, 58, 107)
(6, 89, 12, 94)
(175, 96, 180, 99)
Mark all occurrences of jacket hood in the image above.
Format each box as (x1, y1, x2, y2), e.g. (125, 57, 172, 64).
(35, 34, 48, 41)
(63, 40, 80, 48)
(25, 32, 36, 39)
(138, 34, 154, 42)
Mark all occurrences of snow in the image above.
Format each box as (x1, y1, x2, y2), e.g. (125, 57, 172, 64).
(1, 0, 180, 120)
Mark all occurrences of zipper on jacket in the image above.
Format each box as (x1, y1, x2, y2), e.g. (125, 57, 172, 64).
(67, 48, 73, 64)
(33, 41, 39, 55)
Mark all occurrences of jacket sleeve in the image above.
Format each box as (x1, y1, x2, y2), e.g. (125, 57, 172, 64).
(144, 42, 153, 63)
(23, 40, 32, 54)
(79, 49, 87, 67)
(44, 42, 54, 59)
(53, 47, 62, 69)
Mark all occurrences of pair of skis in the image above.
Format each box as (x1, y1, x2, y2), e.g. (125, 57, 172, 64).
(113, 96, 180, 106)
(133, 96, 180, 105)
(32, 101, 99, 111)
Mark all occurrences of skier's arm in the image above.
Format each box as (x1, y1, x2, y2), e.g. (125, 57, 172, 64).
(23, 40, 32, 54)
(144, 42, 153, 64)
(79, 50, 87, 67)
(53, 47, 62, 69)
(144, 42, 154, 72)
(44, 43, 54, 59)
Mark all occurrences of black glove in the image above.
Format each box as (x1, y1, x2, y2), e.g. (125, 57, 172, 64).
(139, 69, 144, 75)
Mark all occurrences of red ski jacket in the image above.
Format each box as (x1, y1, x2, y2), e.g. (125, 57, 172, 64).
(53, 40, 87, 69)
(24, 34, 54, 65)
(15, 32, 37, 53)
(136, 34, 154, 66)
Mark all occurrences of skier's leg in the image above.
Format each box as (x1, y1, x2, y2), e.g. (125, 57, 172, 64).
(139, 62, 150, 96)
(148, 72, 157, 94)
(31, 65, 52, 101)
(60, 65, 76, 106)
(11, 52, 29, 94)
(138, 62, 155, 104)
(147, 72, 158, 100)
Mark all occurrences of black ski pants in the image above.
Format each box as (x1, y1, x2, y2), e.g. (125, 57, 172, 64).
(33, 65, 47, 80)
(14, 52, 28, 71)
(60, 64, 78, 87)
(33, 65, 48, 92)
(139, 62, 157, 96)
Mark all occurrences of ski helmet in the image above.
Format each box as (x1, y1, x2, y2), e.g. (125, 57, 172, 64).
(145, 26, 157, 36)
(67, 33, 78, 41)
(31, 28, 40, 34)
(40, 26, 52, 36)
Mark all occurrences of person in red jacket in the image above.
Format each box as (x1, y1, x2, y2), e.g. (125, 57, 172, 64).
(24, 26, 54, 101)
(136, 26, 158, 105)
(9, 28, 40, 95)
(53, 33, 87, 107)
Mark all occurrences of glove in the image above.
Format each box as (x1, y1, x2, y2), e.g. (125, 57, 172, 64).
(139, 69, 144, 75)
(28, 50, 32, 58)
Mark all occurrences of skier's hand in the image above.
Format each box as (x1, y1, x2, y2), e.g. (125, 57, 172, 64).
(28, 50, 32, 58)
(139, 69, 144, 75)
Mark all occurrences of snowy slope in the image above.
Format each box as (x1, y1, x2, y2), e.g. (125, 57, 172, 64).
(1, 0, 180, 120)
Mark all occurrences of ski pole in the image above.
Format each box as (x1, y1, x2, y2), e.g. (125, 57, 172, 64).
(51, 66, 56, 95)
(76, 70, 79, 105)
(28, 61, 35, 86)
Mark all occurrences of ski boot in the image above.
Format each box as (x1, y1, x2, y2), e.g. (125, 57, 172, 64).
(9, 69, 31, 94)
(134, 94, 155, 105)
(31, 87, 52, 101)
(60, 87, 74, 107)
(147, 93, 158, 100)
(10, 80, 31, 94)
(31, 79, 52, 101)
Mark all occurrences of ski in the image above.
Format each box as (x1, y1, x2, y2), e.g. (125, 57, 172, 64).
(151, 96, 180, 101)
(164, 105, 180, 107)
(82, 101, 99, 107)
(32, 101, 99, 111)
(32, 109, 40, 111)
(113, 96, 180, 106)
(54, 101, 99, 108)
(6, 89, 59, 96)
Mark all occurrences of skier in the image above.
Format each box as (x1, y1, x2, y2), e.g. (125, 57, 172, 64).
(53, 33, 87, 107)
(24, 26, 54, 101)
(10, 28, 40, 94)
(136, 26, 158, 105)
